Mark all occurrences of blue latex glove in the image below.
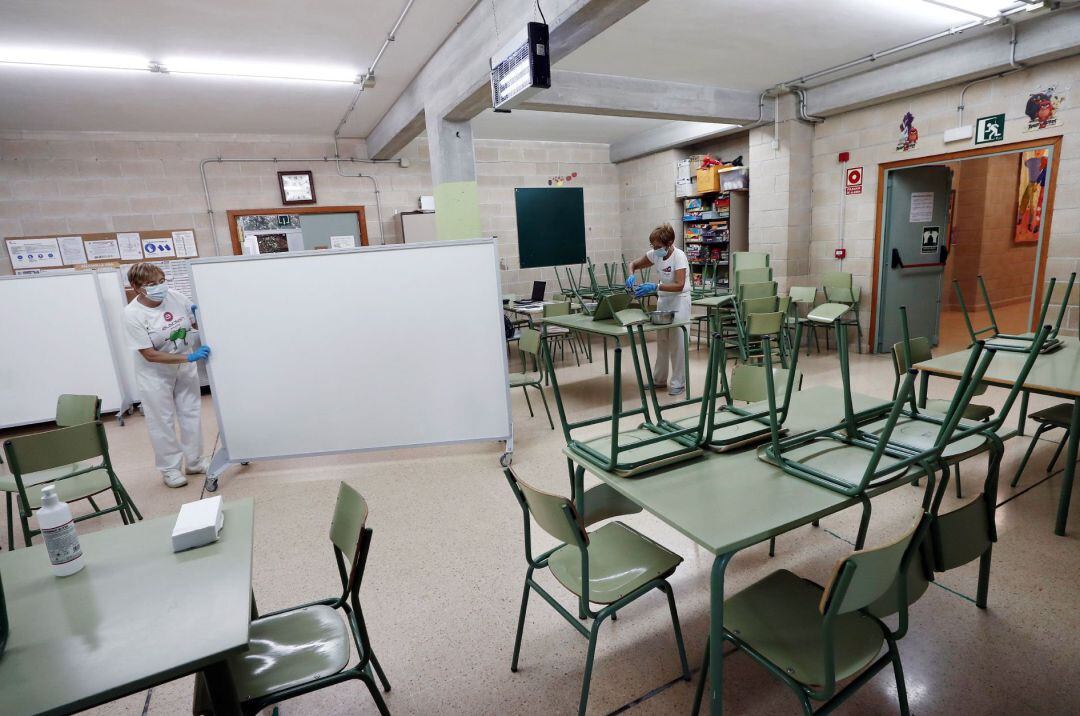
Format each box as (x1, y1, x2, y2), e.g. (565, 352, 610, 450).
(187, 345, 211, 363)
(634, 282, 658, 298)
(625, 275, 637, 291)
(190, 304, 198, 318)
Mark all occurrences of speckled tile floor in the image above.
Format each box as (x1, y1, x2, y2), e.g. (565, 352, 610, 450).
(2, 338, 1077, 716)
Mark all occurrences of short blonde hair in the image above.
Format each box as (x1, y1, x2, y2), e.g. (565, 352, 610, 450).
(649, 223, 676, 246)
(128, 262, 165, 290)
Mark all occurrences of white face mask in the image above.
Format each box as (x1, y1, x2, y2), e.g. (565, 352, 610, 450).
(143, 283, 168, 302)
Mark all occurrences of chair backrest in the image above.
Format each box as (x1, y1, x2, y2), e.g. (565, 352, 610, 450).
(788, 286, 817, 304)
(732, 267, 772, 296)
(742, 296, 780, 320)
(820, 511, 930, 618)
(777, 296, 791, 316)
(731, 252, 769, 275)
(3, 421, 107, 476)
(737, 281, 778, 302)
(822, 271, 857, 304)
(730, 364, 803, 403)
(518, 327, 542, 356)
(329, 481, 369, 568)
(56, 394, 101, 427)
(745, 310, 783, 337)
(512, 472, 585, 547)
(891, 336, 933, 375)
(543, 301, 571, 318)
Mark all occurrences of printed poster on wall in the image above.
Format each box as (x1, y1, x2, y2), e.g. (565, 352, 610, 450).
(896, 112, 918, 151)
(57, 236, 88, 265)
(1015, 149, 1048, 244)
(117, 232, 144, 260)
(330, 235, 356, 249)
(6, 237, 63, 269)
(171, 230, 199, 258)
(85, 239, 121, 261)
(142, 237, 176, 258)
(1024, 85, 1065, 132)
(909, 192, 934, 223)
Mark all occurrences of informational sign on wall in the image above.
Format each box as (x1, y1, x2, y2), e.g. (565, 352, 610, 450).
(909, 192, 934, 223)
(845, 166, 863, 195)
(142, 237, 176, 258)
(975, 113, 1005, 145)
(7, 237, 63, 269)
(921, 226, 941, 254)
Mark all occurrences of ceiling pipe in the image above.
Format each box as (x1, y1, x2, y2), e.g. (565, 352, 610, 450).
(956, 24, 1026, 127)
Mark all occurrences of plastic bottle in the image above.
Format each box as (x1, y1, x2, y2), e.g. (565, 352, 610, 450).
(37, 485, 85, 577)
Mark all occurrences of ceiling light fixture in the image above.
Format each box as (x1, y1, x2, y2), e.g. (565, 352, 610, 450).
(0, 47, 365, 84)
(918, 0, 1015, 19)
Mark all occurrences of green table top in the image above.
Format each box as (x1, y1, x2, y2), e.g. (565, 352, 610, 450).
(566, 387, 893, 555)
(542, 312, 689, 338)
(916, 338, 1080, 399)
(0, 499, 254, 716)
(691, 294, 734, 308)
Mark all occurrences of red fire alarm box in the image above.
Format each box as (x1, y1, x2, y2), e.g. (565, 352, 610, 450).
(838, 151, 850, 163)
(834, 247, 847, 260)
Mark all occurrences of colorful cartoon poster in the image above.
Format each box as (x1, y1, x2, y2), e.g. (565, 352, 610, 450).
(1015, 149, 1048, 244)
(1024, 86, 1065, 132)
(896, 112, 918, 151)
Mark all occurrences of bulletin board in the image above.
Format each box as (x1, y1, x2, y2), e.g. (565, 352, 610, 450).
(226, 205, 368, 255)
(4, 228, 200, 299)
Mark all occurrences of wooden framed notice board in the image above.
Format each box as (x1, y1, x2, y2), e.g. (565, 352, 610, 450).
(226, 205, 368, 255)
(5, 228, 199, 298)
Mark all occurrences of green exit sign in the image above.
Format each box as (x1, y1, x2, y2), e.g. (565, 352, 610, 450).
(975, 113, 1005, 145)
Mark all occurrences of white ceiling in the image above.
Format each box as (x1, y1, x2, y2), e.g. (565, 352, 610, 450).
(0, 0, 1023, 144)
(559, 0, 1005, 90)
(0, 0, 476, 136)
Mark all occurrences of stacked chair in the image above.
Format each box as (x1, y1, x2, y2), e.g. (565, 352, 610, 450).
(953, 272, 1075, 353)
(821, 271, 865, 353)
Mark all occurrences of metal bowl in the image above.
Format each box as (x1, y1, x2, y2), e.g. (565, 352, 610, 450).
(649, 310, 675, 325)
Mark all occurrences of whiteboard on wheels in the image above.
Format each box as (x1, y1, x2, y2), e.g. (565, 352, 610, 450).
(0, 271, 127, 429)
(190, 240, 511, 462)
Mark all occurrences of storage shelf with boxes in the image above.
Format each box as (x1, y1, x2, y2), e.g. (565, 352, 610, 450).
(676, 156, 749, 293)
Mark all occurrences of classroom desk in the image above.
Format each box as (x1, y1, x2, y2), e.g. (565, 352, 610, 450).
(565, 386, 900, 716)
(916, 339, 1080, 535)
(0, 499, 254, 715)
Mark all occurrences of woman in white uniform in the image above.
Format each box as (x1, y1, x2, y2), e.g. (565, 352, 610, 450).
(123, 263, 211, 488)
(625, 224, 691, 395)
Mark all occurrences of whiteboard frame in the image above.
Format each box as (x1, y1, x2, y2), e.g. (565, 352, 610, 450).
(0, 269, 132, 429)
(189, 239, 513, 481)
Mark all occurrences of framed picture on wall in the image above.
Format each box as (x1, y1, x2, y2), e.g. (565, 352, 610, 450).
(278, 171, 316, 205)
(1015, 149, 1048, 244)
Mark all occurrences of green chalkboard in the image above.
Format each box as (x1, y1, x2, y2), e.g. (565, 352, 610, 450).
(515, 187, 587, 269)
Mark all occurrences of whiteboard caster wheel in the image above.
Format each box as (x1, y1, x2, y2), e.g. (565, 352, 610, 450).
(500, 453, 513, 468)
(241, 461, 250, 466)
(204, 476, 219, 493)
(117, 415, 125, 426)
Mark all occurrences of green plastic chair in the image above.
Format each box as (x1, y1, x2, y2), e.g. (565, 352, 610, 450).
(822, 271, 864, 354)
(953, 273, 1074, 353)
(503, 469, 690, 716)
(1, 394, 103, 549)
(3, 421, 142, 546)
(223, 482, 391, 715)
(787, 286, 823, 355)
(543, 301, 582, 367)
(510, 328, 554, 430)
(1010, 402, 1073, 489)
(693, 511, 933, 716)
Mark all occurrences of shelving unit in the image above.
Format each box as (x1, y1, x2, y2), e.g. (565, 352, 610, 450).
(680, 189, 749, 293)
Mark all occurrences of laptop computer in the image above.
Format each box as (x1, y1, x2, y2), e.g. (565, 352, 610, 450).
(514, 281, 546, 304)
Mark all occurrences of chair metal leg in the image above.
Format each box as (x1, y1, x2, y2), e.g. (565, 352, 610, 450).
(954, 462, 963, 499)
(1011, 423, 1052, 487)
(886, 635, 910, 716)
(369, 650, 391, 692)
(357, 671, 392, 716)
(768, 537, 776, 557)
(976, 544, 993, 609)
(522, 386, 534, 417)
(1047, 430, 1070, 473)
(5, 493, 14, 551)
(578, 612, 609, 716)
(511, 578, 531, 672)
(538, 386, 555, 431)
(661, 582, 691, 681)
(855, 494, 872, 550)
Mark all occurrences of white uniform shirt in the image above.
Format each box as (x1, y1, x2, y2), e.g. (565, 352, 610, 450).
(123, 289, 197, 356)
(647, 247, 691, 298)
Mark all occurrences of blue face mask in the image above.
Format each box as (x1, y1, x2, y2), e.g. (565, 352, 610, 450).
(144, 283, 168, 301)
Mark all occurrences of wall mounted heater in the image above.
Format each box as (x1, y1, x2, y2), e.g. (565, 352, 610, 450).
(490, 22, 550, 112)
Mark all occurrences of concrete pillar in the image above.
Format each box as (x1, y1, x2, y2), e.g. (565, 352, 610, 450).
(424, 109, 482, 241)
(748, 94, 813, 290)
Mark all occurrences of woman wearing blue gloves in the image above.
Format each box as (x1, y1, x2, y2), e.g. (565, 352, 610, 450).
(123, 262, 211, 488)
(626, 223, 691, 395)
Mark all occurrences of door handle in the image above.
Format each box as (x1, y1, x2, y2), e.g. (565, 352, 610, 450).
(891, 246, 948, 270)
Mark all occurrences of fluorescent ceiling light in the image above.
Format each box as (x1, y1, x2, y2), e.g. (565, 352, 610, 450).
(0, 47, 148, 71)
(160, 57, 361, 84)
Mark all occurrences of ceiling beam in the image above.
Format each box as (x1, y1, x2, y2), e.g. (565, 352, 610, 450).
(516, 70, 766, 123)
(366, 0, 649, 159)
(805, 8, 1080, 116)
(609, 122, 747, 164)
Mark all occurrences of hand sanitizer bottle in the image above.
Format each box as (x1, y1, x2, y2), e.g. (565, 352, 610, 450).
(37, 485, 85, 577)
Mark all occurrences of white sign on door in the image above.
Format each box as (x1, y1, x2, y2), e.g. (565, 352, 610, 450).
(909, 192, 934, 223)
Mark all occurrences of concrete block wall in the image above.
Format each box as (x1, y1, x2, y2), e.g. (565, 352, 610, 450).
(0, 133, 619, 300)
(808, 53, 1080, 339)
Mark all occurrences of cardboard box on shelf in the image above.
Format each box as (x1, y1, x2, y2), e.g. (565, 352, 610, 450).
(718, 166, 749, 191)
(675, 177, 697, 198)
(696, 166, 720, 194)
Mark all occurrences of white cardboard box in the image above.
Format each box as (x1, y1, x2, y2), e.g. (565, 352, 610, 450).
(171, 496, 225, 552)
